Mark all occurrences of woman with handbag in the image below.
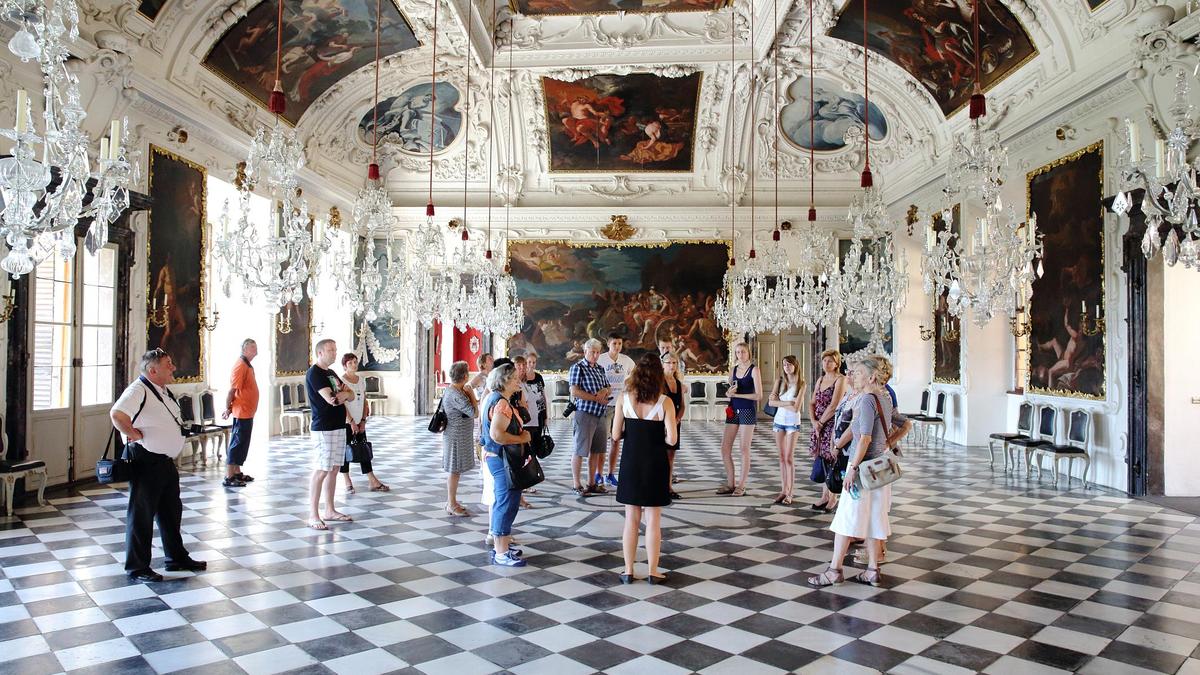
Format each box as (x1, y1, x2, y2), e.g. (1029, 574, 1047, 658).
(717, 342, 761, 497)
(613, 353, 678, 584)
(442, 361, 478, 516)
(809, 355, 911, 589)
(480, 363, 533, 567)
(768, 355, 806, 506)
(339, 354, 388, 493)
(809, 350, 845, 511)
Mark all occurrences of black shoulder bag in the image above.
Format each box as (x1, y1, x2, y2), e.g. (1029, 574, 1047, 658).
(97, 390, 147, 484)
(499, 402, 544, 490)
(428, 397, 448, 433)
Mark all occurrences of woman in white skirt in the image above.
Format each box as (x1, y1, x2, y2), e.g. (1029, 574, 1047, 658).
(808, 355, 912, 588)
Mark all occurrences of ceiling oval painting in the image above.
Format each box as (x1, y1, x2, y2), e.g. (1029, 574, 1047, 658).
(358, 82, 463, 154)
(512, 0, 729, 17)
(203, 0, 419, 126)
(780, 76, 887, 152)
(829, 0, 1037, 117)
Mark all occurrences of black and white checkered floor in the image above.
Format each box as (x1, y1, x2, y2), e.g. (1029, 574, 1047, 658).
(3, 417, 1200, 675)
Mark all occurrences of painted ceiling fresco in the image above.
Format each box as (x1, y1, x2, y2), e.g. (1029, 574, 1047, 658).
(511, 0, 729, 17)
(204, 0, 419, 125)
(828, 0, 1037, 117)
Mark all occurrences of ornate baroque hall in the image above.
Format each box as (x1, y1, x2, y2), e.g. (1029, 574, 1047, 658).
(2, 0, 1200, 673)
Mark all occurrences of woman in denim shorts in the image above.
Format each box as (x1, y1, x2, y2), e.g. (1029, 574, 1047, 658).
(768, 355, 806, 505)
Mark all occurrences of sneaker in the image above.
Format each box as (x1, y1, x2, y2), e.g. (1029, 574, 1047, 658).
(490, 551, 527, 567)
(507, 544, 524, 557)
(606, 473, 618, 487)
(222, 477, 246, 488)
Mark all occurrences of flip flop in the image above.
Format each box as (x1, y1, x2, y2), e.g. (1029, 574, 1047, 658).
(370, 483, 390, 492)
(324, 513, 353, 522)
(308, 520, 328, 530)
(715, 485, 735, 495)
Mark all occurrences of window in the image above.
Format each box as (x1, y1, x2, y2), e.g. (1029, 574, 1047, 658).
(81, 247, 117, 405)
(32, 256, 73, 410)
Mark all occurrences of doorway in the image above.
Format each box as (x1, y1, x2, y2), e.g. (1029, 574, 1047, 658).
(755, 329, 812, 417)
(27, 244, 121, 485)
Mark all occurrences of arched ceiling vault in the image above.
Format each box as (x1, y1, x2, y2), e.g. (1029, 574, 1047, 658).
(71, 0, 1154, 212)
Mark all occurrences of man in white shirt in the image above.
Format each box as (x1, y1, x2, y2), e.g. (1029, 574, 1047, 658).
(110, 349, 207, 582)
(597, 333, 635, 488)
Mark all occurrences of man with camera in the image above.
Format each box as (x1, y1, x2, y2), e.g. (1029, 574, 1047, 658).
(568, 338, 611, 495)
(110, 349, 207, 582)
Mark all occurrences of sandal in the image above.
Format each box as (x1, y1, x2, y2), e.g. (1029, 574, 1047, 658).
(369, 483, 390, 492)
(806, 567, 843, 588)
(324, 513, 353, 522)
(668, 490, 682, 500)
(445, 505, 469, 517)
(781, 496, 793, 506)
(854, 567, 883, 587)
(715, 485, 734, 495)
(520, 498, 535, 509)
(731, 487, 746, 497)
(344, 483, 355, 494)
(308, 520, 329, 531)
(771, 494, 784, 505)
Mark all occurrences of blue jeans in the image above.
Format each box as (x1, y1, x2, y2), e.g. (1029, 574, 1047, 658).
(486, 455, 520, 537)
(227, 418, 252, 466)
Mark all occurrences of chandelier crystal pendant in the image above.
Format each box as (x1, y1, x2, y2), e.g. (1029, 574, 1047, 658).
(216, 0, 318, 310)
(0, 0, 137, 278)
(1113, 67, 1200, 270)
(926, 0, 1043, 323)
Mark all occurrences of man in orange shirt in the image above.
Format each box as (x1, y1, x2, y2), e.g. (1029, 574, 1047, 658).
(222, 339, 259, 487)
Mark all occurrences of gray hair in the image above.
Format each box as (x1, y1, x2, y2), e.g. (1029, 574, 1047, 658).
(314, 338, 335, 357)
(854, 354, 893, 386)
(486, 363, 518, 392)
(140, 348, 169, 374)
(584, 338, 604, 352)
(449, 360, 470, 384)
(241, 338, 256, 351)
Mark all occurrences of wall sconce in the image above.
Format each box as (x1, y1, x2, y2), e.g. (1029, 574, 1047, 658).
(149, 293, 170, 328)
(1080, 303, 1105, 336)
(1009, 308, 1032, 337)
(918, 324, 935, 341)
(199, 307, 220, 332)
(0, 292, 15, 322)
(276, 305, 293, 334)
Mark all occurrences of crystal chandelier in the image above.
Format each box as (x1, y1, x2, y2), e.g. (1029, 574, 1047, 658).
(1113, 65, 1200, 269)
(928, 0, 1043, 324)
(0, 0, 136, 278)
(837, 0, 907, 356)
(214, 0, 318, 310)
(714, 248, 777, 338)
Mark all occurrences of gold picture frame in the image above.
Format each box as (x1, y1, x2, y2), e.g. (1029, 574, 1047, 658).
(146, 145, 207, 384)
(1025, 140, 1106, 400)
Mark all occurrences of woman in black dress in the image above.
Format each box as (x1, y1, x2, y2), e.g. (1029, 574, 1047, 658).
(612, 353, 678, 584)
(661, 351, 685, 500)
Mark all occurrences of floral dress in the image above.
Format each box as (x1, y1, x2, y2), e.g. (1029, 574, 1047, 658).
(809, 380, 836, 461)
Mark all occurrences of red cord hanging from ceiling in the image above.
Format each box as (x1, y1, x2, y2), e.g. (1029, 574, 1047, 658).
(969, 0, 985, 119)
(368, 0, 382, 180)
(748, 0, 755, 259)
(772, 0, 779, 241)
(484, 0, 498, 259)
(728, 8, 736, 266)
(268, 0, 285, 115)
(460, 0, 473, 240)
(808, 0, 816, 222)
(860, 0, 872, 188)
(426, 0, 440, 217)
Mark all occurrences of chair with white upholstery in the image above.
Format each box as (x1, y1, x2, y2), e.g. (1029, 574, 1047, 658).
(549, 378, 572, 418)
(686, 380, 711, 422)
(279, 384, 307, 435)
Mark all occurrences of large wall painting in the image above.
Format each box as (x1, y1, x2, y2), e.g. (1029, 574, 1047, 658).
(837, 239, 894, 357)
(829, 0, 1037, 117)
(780, 75, 887, 152)
(359, 240, 403, 371)
(358, 81, 462, 154)
(203, 0, 419, 125)
(274, 291, 312, 377)
(513, 0, 729, 16)
(147, 146, 206, 383)
(931, 205, 961, 384)
(542, 73, 701, 172)
(1026, 141, 1106, 399)
(507, 241, 729, 373)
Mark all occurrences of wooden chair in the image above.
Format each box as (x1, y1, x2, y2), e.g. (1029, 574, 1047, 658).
(364, 376, 388, 414)
(0, 414, 47, 516)
(712, 381, 732, 421)
(924, 392, 948, 443)
(549, 378, 572, 417)
(1008, 405, 1058, 474)
(988, 401, 1035, 472)
(279, 384, 308, 435)
(198, 392, 231, 463)
(1032, 409, 1092, 489)
(686, 380, 711, 422)
(175, 395, 207, 466)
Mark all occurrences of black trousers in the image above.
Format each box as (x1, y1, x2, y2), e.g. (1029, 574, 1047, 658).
(125, 445, 190, 572)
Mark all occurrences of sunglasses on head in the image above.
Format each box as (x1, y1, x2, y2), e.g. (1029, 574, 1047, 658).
(147, 348, 166, 357)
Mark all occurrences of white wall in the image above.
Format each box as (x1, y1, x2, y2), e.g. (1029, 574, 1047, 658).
(1163, 260, 1200, 496)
